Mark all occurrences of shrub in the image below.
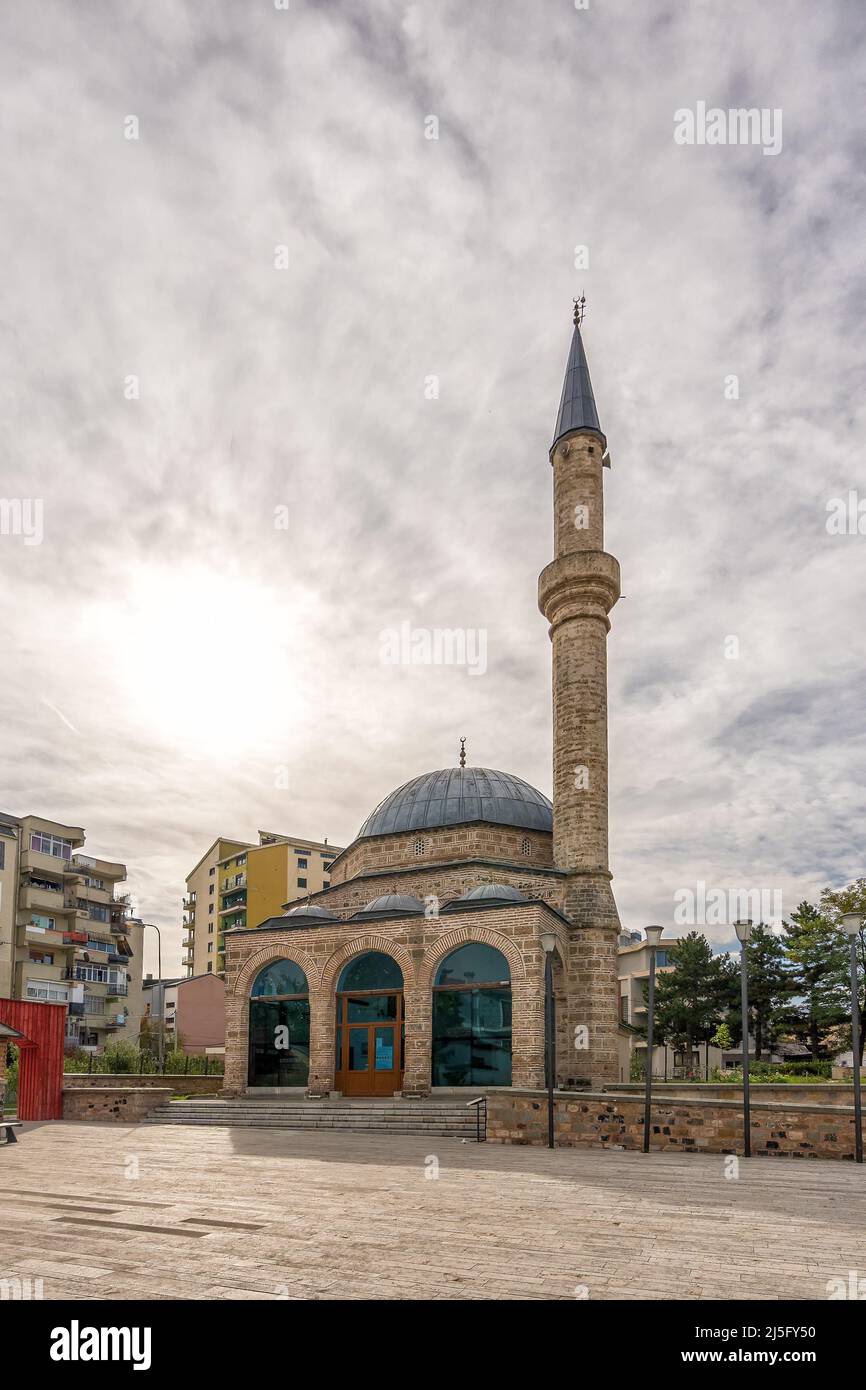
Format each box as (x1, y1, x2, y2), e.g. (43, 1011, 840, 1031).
(101, 1040, 140, 1074)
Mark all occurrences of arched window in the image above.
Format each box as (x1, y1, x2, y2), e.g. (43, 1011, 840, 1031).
(432, 943, 512, 1087)
(337, 951, 403, 993)
(248, 958, 310, 1088)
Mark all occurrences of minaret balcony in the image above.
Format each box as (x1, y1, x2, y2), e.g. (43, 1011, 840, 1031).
(538, 550, 621, 629)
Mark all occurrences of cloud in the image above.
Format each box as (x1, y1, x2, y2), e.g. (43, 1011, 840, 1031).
(0, 0, 863, 973)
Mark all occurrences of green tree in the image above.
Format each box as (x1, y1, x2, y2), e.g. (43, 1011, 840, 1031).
(780, 901, 848, 1059)
(709, 1022, 733, 1051)
(742, 923, 792, 1060)
(645, 932, 732, 1062)
(818, 879, 866, 1064)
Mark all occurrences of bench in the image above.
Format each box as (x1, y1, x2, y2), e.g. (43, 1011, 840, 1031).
(0, 1121, 22, 1144)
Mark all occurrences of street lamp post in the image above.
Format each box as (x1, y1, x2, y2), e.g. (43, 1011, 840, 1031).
(734, 919, 753, 1157)
(540, 932, 558, 1150)
(642, 926, 664, 1154)
(144, 923, 163, 1069)
(841, 912, 863, 1165)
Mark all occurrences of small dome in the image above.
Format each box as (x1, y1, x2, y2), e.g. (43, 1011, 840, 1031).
(353, 893, 426, 919)
(283, 905, 340, 924)
(445, 883, 529, 910)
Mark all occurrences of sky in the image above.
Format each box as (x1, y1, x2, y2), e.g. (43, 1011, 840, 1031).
(1, 0, 864, 977)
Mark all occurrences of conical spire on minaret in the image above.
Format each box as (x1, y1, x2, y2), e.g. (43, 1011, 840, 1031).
(550, 295, 606, 454)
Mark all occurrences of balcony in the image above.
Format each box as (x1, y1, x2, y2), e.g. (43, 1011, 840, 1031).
(68, 1001, 85, 1016)
(63, 930, 89, 946)
(23, 923, 67, 948)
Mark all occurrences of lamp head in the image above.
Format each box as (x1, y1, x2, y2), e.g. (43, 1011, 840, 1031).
(841, 912, 863, 939)
(734, 919, 753, 944)
(540, 931, 558, 956)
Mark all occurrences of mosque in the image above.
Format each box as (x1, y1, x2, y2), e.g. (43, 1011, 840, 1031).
(223, 308, 623, 1098)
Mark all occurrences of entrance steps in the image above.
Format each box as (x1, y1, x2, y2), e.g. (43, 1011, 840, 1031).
(141, 1096, 486, 1139)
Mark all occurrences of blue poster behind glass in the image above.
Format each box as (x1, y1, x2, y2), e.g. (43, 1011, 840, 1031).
(375, 1032, 394, 1070)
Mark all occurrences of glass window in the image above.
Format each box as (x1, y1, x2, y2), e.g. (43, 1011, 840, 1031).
(29, 913, 56, 931)
(337, 951, 404, 993)
(432, 987, 512, 1087)
(297, 877, 307, 888)
(434, 943, 510, 987)
(346, 993, 397, 1023)
(296, 858, 308, 869)
(251, 958, 309, 999)
(248, 998, 310, 1086)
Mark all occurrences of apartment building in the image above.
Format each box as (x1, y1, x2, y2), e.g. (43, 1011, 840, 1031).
(0, 812, 144, 1049)
(185, 830, 345, 978)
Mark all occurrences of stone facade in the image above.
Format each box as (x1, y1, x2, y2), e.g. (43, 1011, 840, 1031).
(487, 1089, 864, 1160)
(538, 428, 622, 1084)
(224, 903, 580, 1096)
(327, 823, 553, 885)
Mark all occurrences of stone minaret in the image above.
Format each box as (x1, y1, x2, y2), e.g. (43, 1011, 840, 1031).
(538, 304, 621, 1086)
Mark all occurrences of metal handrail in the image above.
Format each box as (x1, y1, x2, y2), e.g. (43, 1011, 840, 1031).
(466, 1095, 487, 1142)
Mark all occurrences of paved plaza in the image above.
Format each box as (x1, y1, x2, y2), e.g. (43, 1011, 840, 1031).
(2, 1122, 863, 1300)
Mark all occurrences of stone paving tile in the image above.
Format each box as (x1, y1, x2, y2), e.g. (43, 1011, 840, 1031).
(1, 1121, 864, 1300)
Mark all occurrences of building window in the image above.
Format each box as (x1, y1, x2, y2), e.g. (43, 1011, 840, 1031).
(414, 838, 425, 856)
(521, 837, 531, 856)
(619, 995, 629, 1022)
(29, 832, 73, 860)
(209, 867, 215, 876)
(209, 884, 214, 895)
(29, 913, 57, 932)
(207, 963, 212, 972)
(323, 880, 330, 889)
(297, 877, 307, 889)
(296, 858, 308, 869)
(208, 942, 214, 953)
(26, 980, 68, 1003)
(208, 923, 214, 933)
(248, 959, 310, 1088)
(432, 943, 511, 1088)
(209, 904, 214, 914)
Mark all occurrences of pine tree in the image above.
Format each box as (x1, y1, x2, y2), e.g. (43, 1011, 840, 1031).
(818, 879, 866, 1063)
(780, 901, 848, 1059)
(742, 923, 792, 1060)
(647, 931, 732, 1062)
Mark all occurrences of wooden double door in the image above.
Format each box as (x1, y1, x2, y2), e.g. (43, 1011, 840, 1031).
(335, 988, 404, 1096)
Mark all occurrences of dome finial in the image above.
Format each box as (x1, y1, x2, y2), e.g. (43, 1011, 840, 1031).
(459, 736, 466, 768)
(573, 292, 586, 327)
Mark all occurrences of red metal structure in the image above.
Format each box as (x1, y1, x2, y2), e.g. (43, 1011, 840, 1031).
(0, 998, 66, 1120)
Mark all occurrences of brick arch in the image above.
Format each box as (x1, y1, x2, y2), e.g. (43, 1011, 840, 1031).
(232, 944, 322, 1000)
(319, 934, 417, 995)
(418, 923, 528, 991)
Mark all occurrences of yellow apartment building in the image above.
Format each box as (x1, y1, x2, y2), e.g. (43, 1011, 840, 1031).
(185, 831, 345, 978)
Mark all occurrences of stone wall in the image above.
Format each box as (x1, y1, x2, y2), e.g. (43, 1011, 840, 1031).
(328, 823, 554, 885)
(486, 1089, 863, 1160)
(293, 857, 565, 919)
(607, 1082, 858, 1107)
(62, 1087, 173, 1122)
(64, 1073, 222, 1096)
